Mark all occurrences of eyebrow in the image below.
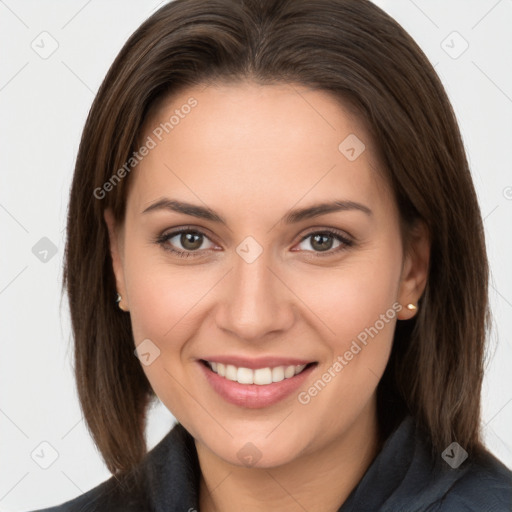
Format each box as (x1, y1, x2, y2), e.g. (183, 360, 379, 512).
(141, 198, 373, 224)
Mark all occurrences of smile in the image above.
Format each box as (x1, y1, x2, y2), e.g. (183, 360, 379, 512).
(198, 358, 318, 408)
(203, 360, 312, 385)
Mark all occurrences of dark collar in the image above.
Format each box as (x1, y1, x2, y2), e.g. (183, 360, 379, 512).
(98, 415, 511, 512)
(337, 416, 511, 511)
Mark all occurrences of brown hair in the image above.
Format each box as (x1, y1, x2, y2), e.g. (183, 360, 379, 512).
(63, 0, 489, 476)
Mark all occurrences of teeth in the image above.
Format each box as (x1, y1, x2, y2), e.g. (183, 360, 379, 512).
(226, 364, 237, 381)
(237, 367, 254, 384)
(253, 367, 271, 385)
(272, 366, 285, 382)
(206, 361, 308, 385)
(284, 365, 296, 378)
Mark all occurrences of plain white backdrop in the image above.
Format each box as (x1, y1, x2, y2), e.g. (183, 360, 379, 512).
(1, 1, 511, 510)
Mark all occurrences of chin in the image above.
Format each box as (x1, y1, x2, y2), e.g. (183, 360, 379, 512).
(199, 427, 311, 470)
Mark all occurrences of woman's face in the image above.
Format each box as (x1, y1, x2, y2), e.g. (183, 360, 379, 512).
(105, 82, 427, 468)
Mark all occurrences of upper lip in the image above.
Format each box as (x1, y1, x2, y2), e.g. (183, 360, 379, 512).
(199, 355, 316, 370)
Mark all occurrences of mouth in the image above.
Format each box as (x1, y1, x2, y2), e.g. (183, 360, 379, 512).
(198, 358, 318, 409)
(200, 359, 316, 385)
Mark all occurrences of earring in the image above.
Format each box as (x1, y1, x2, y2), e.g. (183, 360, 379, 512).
(406, 303, 417, 311)
(116, 293, 126, 312)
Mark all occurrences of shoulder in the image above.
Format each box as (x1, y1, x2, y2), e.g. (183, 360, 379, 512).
(25, 476, 122, 512)
(427, 449, 512, 512)
(356, 415, 512, 512)
(25, 473, 149, 512)
(26, 422, 199, 512)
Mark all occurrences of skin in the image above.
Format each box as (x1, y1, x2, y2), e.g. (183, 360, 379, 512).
(105, 82, 429, 512)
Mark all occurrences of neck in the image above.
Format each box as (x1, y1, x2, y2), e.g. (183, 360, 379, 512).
(196, 399, 382, 512)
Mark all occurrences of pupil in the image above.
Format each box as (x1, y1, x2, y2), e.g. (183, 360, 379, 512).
(181, 232, 202, 250)
(312, 234, 333, 252)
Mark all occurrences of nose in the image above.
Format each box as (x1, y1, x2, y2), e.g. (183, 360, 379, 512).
(215, 249, 296, 342)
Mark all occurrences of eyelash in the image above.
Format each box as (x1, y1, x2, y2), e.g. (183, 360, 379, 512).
(154, 227, 354, 259)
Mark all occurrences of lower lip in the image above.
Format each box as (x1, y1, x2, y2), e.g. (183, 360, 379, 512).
(198, 361, 317, 409)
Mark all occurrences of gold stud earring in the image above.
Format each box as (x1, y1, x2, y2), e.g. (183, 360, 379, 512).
(406, 303, 417, 311)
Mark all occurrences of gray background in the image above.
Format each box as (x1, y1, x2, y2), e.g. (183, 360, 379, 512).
(1, 1, 511, 510)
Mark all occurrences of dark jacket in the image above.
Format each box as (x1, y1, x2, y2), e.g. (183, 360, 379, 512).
(29, 415, 512, 511)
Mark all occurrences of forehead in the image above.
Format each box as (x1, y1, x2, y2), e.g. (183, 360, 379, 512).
(127, 82, 391, 220)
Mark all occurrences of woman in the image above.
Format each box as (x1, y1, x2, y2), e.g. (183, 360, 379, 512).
(31, 0, 511, 510)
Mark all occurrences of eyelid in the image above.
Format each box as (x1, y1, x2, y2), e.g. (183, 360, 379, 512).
(158, 225, 219, 243)
(297, 226, 354, 242)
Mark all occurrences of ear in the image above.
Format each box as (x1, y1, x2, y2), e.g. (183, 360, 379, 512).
(104, 208, 129, 311)
(397, 220, 430, 320)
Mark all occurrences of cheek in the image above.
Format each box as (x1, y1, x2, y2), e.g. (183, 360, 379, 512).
(123, 249, 215, 414)
(122, 231, 209, 340)
(122, 238, 226, 390)
(288, 242, 402, 401)
(290, 254, 401, 435)
(289, 246, 402, 346)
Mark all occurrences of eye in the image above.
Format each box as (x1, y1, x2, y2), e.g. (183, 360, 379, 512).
(294, 229, 353, 256)
(155, 227, 354, 259)
(155, 228, 217, 258)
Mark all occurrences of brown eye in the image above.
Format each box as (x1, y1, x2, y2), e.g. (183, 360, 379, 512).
(294, 229, 354, 256)
(156, 229, 216, 257)
(310, 233, 334, 252)
(180, 232, 204, 251)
